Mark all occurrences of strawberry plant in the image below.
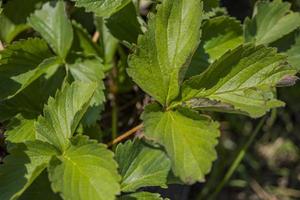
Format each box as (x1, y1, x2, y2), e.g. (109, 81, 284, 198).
(0, 0, 299, 199)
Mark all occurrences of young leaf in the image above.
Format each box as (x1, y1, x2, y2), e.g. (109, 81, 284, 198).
(35, 82, 97, 151)
(115, 139, 171, 192)
(68, 57, 106, 126)
(71, 0, 131, 17)
(106, 2, 142, 43)
(119, 192, 165, 200)
(244, 0, 300, 45)
(28, 1, 73, 59)
(286, 35, 300, 71)
(128, 0, 203, 106)
(48, 136, 120, 200)
(142, 103, 220, 184)
(0, 141, 58, 200)
(0, 0, 48, 43)
(5, 114, 36, 143)
(0, 38, 53, 100)
(181, 45, 297, 118)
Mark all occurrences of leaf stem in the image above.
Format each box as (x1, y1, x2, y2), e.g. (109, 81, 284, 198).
(107, 124, 143, 147)
(207, 117, 267, 199)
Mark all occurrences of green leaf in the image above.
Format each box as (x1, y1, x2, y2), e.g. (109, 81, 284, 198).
(5, 114, 36, 143)
(142, 103, 220, 184)
(286, 35, 300, 71)
(128, 0, 203, 106)
(203, 0, 219, 12)
(48, 136, 120, 200)
(181, 45, 297, 118)
(0, 0, 47, 43)
(115, 139, 171, 192)
(71, 21, 102, 56)
(68, 57, 106, 126)
(120, 192, 165, 200)
(0, 141, 58, 200)
(201, 16, 244, 62)
(71, 0, 131, 17)
(28, 1, 73, 59)
(35, 82, 97, 151)
(244, 0, 300, 45)
(19, 170, 61, 200)
(0, 38, 53, 100)
(106, 2, 142, 43)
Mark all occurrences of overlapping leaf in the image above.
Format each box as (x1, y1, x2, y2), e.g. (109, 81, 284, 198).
(142, 103, 220, 184)
(181, 45, 297, 118)
(28, 1, 73, 59)
(35, 82, 97, 151)
(128, 0, 203, 106)
(116, 139, 171, 192)
(0, 141, 58, 200)
(244, 0, 300, 45)
(48, 136, 120, 200)
(286, 35, 300, 71)
(71, 0, 131, 17)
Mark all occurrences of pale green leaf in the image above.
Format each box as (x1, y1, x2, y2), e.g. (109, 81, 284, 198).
(5, 114, 36, 143)
(35, 82, 97, 151)
(19, 170, 61, 200)
(0, 141, 58, 200)
(244, 0, 300, 45)
(28, 1, 73, 59)
(0, 38, 53, 100)
(71, 0, 131, 17)
(120, 192, 165, 200)
(68, 57, 105, 126)
(128, 0, 203, 106)
(106, 2, 142, 43)
(181, 45, 297, 118)
(48, 136, 120, 200)
(0, 0, 47, 43)
(142, 103, 220, 184)
(202, 16, 244, 62)
(116, 139, 171, 192)
(286, 35, 300, 71)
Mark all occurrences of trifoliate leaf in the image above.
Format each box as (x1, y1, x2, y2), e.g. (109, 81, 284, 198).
(181, 45, 297, 118)
(244, 0, 300, 45)
(286, 35, 300, 71)
(68, 57, 105, 126)
(19, 170, 61, 200)
(0, 38, 53, 100)
(119, 192, 165, 200)
(5, 114, 36, 143)
(28, 1, 73, 59)
(201, 16, 243, 62)
(116, 139, 171, 192)
(106, 2, 142, 43)
(35, 82, 97, 151)
(0, 141, 58, 200)
(71, 21, 102, 56)
(142, 103, 220, 184)
(0, 0, 47, 43)
(71, 0, 131, 17)
(128, 0, 203, 106)
(48, 136, 120, 200)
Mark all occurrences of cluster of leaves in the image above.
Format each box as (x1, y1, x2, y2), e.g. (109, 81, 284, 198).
(0, 0, 299, 199)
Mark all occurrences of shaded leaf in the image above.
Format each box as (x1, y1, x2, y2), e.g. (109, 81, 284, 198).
(116, 139, 171, 192)
(286, 35, 300, 71)
(0, 141, 58, 200)
(142, 103, 220, 184)
(48, 136, 120, 200)
(120, 192, 165, 200)
(128, 0, 203, 105)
